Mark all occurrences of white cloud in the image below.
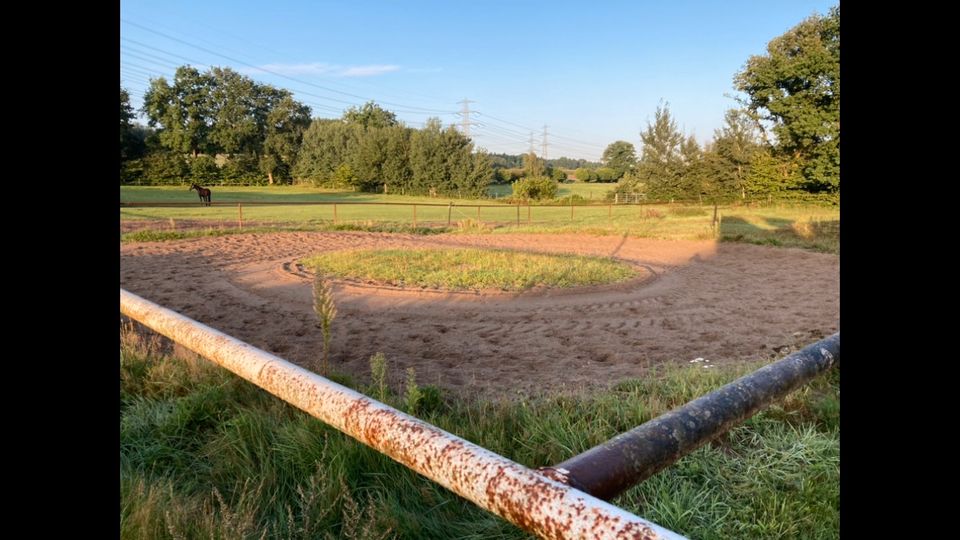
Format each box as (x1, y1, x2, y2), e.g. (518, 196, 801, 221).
(339, 64, 400, 77)
(244, 63, 400, 77)
(255, 63, 336, 75)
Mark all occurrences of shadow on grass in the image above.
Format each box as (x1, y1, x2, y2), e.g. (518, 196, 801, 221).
(720, 216, 839, 254)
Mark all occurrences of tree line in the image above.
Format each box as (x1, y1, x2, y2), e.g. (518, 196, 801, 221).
(606, 6, 839, 203)
(121, 5, 838, 203)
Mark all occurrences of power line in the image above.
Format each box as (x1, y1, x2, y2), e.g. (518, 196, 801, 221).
(542, 125, 548, 161)
(120, 20, 605, 159)
(121, 19, 456, 115)
(121, 38, 209, 70)
(133, 15, 455, 105)
(475, 111, 607, 150)
(121, 48, 188, 70)
(120, 63, 165, 80)
(457, 98, 476, 138)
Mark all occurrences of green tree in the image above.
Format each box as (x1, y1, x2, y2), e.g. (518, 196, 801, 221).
(190, 155, 220, 183)
(343, 101, 400, 128)
(574, 167, 597, 183)
(601, 141, 637, 179)
(121, 87, 148, 164)
(142, 151, 188, 183)
(296, 111, 489, 195)
(409, 118, 445, 194)
(294, 119, 362, 185)
(379, 126, 413, 194)
(207, 67, 261, 155)
(596, 167, 619, 182)
(735, 5, 840, 192)
(120, 87, 135, 161)
(745, 148, 805, 200)
(522, 151, 544, 178)
(512, 177, 558, 200)
(707, 109, 761, 200)
(143, 66, 215, 157)
(221, 153, 261, 184)
(637, 102, 685, 200)
(680, 135, 705, 201)
(261, 95, 312, 184)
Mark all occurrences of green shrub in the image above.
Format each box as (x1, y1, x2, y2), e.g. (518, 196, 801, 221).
(512, 176, 558, 200)
(190, 155, 220, 183)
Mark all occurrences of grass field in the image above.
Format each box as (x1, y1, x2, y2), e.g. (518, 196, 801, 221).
(120, 328, 839, 539)
(486, 182, 615, 200)
(303, 248, 639, 291)
(120, 185, 839, 538)
(120, 186, 839, 253)
(121, 183, 614, 203)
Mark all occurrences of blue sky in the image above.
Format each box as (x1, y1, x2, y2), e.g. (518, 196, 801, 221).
(120, 0, 837, 161)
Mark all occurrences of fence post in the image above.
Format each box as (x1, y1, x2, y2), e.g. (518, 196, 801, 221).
(238, 203, 243, 230)
(447, 202, 453, 226)
(477, 205, 481, 222)
(413, 204, 417, 228)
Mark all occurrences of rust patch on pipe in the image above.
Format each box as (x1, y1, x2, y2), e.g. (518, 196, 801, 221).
(120, 288, 686, 540)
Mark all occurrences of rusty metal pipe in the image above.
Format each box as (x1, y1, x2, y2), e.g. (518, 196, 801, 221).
(543, 333, 839, 501)
(120, 289, 685, 540)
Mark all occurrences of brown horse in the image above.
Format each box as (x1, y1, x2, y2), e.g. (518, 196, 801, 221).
(190, 183, 212, 206)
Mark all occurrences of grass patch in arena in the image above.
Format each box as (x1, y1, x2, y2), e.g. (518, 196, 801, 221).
(121, 222, 450, 243)
(302, 248, 638, 291)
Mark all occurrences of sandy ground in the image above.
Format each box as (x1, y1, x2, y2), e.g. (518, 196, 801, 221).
(120, 231, 839, 397)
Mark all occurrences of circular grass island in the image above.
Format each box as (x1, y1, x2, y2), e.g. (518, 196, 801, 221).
(302, 248, 639, 292)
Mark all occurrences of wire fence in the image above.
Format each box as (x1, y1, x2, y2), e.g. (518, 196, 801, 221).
(120, 199, 722, 234)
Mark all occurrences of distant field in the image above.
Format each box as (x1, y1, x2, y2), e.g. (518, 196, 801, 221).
(120, 186, 839, 252)
(486, 182, 615, 199)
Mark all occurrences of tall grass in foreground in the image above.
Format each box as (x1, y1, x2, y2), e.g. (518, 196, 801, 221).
(312, 274, 338, 375)
(120, 327, 839, 539)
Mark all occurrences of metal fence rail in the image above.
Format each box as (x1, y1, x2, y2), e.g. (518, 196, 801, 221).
(119, 200, 653, 208)
(120, 288, 685, 540)
(541, 334, 840, 500)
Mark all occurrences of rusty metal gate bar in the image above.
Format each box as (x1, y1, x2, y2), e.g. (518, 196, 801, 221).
(541, 334, 840, 501)
(120, 289, 685, 540)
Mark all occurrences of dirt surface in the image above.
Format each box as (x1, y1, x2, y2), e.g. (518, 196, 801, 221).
(120, 231, 839, 397)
